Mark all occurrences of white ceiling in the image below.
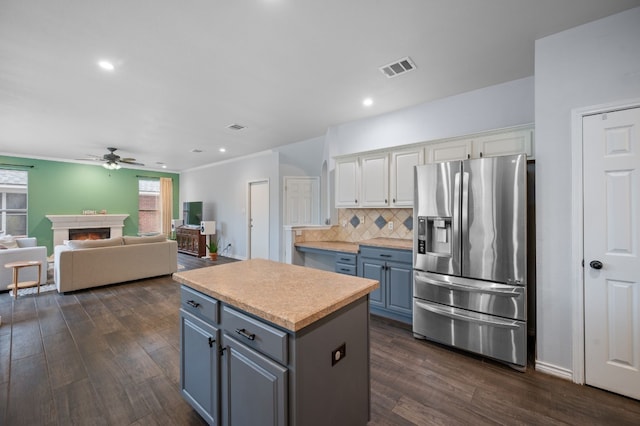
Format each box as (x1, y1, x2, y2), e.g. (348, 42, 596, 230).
(1, 0, 639, 172)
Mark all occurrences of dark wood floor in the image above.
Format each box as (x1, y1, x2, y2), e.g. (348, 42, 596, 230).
(1, 254, 639, 425)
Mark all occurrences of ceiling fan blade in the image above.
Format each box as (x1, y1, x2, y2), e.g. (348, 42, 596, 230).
(120, 159, 145, 166)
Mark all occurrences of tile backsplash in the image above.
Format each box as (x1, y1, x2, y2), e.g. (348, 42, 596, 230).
(296, 208, 413, 243)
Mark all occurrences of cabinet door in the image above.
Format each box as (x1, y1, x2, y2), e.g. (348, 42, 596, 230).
(180, 310, 219, 425)
(386, 261, 413, 317)
(359, 258, 386, 308)
(390, 148, 423, 207)
(335, 157, 359, 207)
(360, 153, 389, 207)
(425, 139, 472, 163)
(220, 334, 287, 426)
(472, 129, 533, 158)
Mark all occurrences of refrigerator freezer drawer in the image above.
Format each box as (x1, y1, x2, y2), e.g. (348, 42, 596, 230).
(414, 271, 526, 321)
(413, 299, 526, 367)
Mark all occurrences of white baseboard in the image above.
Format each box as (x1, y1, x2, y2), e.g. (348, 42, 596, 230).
(535, 360, 574, 381)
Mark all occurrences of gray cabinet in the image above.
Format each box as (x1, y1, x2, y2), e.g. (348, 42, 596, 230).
(358, 246, 413, 323)
(220, 334, 287, 426)
(335, 252, 357, 276)
(180, 310, 219, 425)
(180, 285, 371, 426)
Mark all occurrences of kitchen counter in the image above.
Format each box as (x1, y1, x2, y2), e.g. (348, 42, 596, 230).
(172, 258, 379, 331)
(177, 258, 376, 425)
(294, 240, 359, 253)
(294, 237, 412, 253)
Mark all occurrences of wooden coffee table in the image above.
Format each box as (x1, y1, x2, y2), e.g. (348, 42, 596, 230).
(5, 260, 43, 299)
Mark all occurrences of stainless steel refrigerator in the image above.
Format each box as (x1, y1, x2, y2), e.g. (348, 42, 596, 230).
(413, 153, 527, 367)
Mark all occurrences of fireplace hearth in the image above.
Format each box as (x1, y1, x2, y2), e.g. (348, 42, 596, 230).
(69, 227, 111, 240)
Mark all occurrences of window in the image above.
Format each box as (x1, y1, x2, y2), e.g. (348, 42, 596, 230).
(138, 178, 160, 235)
(0, 169, 28, 236)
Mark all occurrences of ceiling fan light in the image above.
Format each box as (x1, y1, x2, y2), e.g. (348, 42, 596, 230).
(103, 161, 120, 170)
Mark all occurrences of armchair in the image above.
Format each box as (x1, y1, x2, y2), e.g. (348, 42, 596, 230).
(0, 237, 48, 290)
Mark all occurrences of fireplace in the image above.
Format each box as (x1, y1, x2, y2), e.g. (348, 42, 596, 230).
(46, 214, 129, 246)
(69, 227, 111, 240)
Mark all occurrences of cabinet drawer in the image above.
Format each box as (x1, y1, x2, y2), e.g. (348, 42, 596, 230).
(359, 246, 412, 263)
(221, 306, 288, 364)
(181, 286, 219, 324)
(335, 263, 356, 276)
(335, 253, 356, 265)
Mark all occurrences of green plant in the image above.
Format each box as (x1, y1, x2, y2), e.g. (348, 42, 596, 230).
(206, 237, 220, 253)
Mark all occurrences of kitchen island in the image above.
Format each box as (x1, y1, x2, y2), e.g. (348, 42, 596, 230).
(173, 258, 379, 426)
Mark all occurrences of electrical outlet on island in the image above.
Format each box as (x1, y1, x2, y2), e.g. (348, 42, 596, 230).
(388, 221, 394, 230)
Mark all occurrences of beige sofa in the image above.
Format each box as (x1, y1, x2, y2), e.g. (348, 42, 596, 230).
(54, 235, 178, 293)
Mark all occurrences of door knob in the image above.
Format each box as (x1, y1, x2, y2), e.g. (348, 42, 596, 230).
(589, 260, 603, 270)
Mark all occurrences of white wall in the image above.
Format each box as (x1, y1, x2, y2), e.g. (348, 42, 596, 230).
(327, 76, 534, 158)
(535, 7, 640, 372)
(180, 151, 280, 260)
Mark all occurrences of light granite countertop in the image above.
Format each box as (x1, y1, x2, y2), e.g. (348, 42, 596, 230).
(295, 237, 412, 253)
(294, 240, 359, 253)
(173, 258, 379, 332)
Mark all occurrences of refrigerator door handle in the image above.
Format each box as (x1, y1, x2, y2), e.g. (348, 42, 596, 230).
(415, 274, 520, 297)
(415, 300, 521, 329)
(460, 170, 469, 246)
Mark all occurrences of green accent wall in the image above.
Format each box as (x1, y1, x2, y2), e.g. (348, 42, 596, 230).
(1, 155, 179, 254)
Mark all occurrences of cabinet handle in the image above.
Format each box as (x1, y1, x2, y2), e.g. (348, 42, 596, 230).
(379, 254, 392, 258)
(392, 198, 396, 203)
(235, 328, 256, 341)
(354, 199, 357, 204)
(479, 152, 483, 158)
(208, 337, 215, 348)
(385, 199, 388, 204)
(186, 300, 201, 308)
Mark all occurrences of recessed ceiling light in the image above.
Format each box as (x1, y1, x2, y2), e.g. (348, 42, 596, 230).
(219, 148, 226, 153)
(162, 165, 167, 169)
(363, 98, 373, 107)
(98, 60, 115, 71)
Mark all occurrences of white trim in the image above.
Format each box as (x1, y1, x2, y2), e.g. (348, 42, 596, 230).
(535, 360, 573, 382)
(570, 97, 640, 385)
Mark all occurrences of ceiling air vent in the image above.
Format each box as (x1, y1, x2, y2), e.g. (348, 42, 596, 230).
(227, 123, 246, 131)
(379, 56, 416, 78)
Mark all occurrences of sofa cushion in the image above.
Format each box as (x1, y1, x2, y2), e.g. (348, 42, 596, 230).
(16, 237, 37, 248)
(123, 235, 167, 245)
(0, 235, 18, 249)
(67, 237, 123, 249)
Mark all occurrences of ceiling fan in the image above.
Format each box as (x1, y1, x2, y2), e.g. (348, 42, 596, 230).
(83, 147, 145, 170)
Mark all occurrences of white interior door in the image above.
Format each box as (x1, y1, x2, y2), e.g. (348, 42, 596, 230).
(249, 180, 269, 260)
(283, 177, 319, 225)
(583, 107, 640, 400)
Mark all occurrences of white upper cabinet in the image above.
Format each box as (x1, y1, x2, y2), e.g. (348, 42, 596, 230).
(472, 128, 533, 158)
(390, 148, 424, 207)
(360, 153, 389, 207)
(335, 157, 360, 208)
(425, 127, 534, 163)
(425, 139, 472, 163)
(334, 126, 533, 208)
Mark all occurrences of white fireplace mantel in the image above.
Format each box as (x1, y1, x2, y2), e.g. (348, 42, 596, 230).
(46, 214, 129, 246)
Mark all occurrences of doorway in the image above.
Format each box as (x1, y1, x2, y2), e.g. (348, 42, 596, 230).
(574, 103, 640, 399)
(248, 180, 269, 260)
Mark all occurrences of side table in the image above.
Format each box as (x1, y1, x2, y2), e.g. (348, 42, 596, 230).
(5, 260, 43, 299)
